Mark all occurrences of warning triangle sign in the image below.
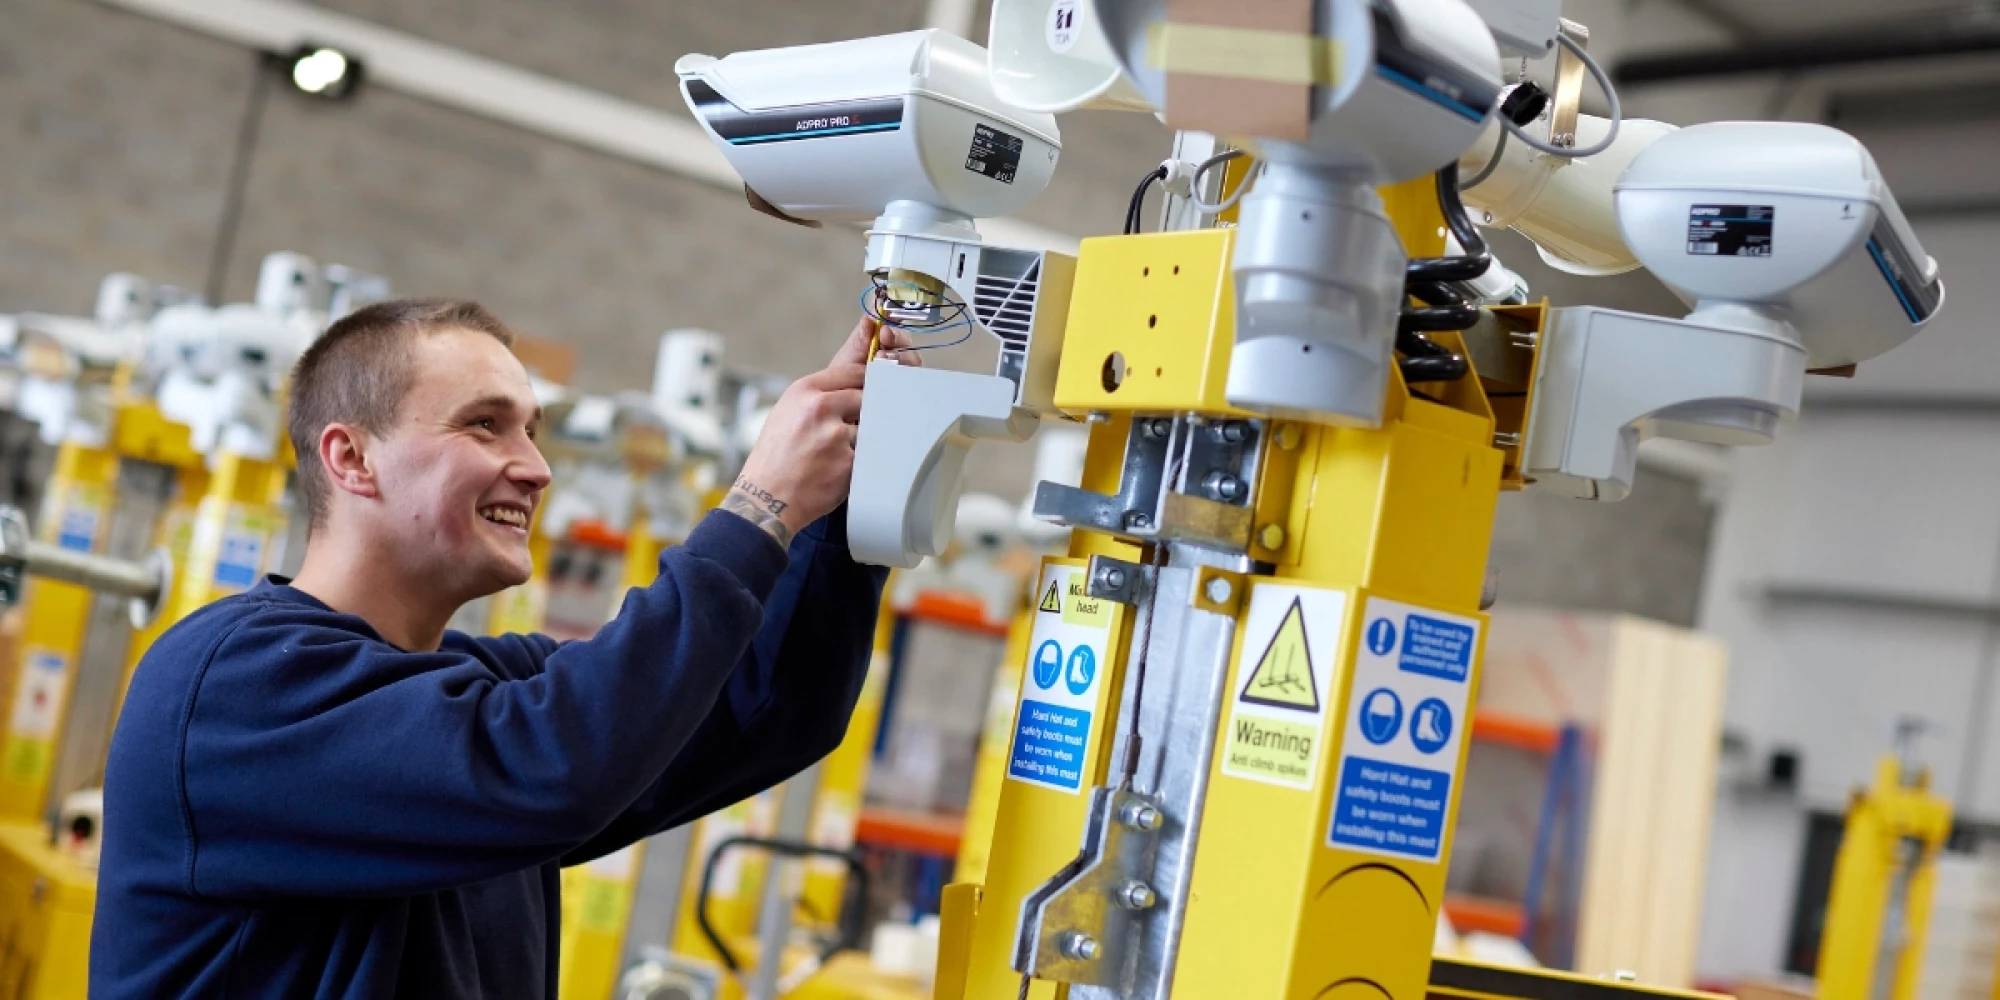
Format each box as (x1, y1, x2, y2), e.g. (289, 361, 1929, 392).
(1240, 597, 1319, 712)
(1038, 580, 1062, 614)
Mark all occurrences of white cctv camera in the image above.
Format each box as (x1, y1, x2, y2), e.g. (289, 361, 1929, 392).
(1524, 122, 1944, 501)
(679, 31, 1078, 570)
(677, 30, 1060, 235)
(1618, 121, 1940, 368)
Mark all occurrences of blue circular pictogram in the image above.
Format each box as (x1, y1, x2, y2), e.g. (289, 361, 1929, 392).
(1359, 687, 1403, 746)
(1033, 640, 1063, 690)
(1366, 618, 1398, 657)
(1410, 697, 1454, 755)
(1065, 645, 1097, 696)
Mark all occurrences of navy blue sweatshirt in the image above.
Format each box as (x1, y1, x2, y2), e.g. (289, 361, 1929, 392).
(91, 508, 885, 998)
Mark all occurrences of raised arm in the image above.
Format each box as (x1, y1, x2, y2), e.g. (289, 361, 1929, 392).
(563, 506, 888, 862)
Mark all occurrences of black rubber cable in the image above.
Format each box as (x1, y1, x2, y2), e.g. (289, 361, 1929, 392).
(1125, 165, 1169, 235)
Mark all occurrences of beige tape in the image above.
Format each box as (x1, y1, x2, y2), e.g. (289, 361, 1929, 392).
(1146, 21, 1341, 86)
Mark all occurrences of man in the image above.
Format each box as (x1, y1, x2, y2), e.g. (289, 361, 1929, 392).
(92, 298, 914, 997)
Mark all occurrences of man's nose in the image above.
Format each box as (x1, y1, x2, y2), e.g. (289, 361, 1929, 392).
(510, 436, 553, 493)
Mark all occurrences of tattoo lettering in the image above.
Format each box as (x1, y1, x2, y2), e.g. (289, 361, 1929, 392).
(720, 490, 793, 549)
(733, 477, 788, 517)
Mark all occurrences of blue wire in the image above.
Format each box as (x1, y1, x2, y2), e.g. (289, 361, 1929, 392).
(857, 287, 975, 353)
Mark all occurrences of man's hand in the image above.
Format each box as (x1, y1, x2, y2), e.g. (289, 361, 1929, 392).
(727, 317, 920, 543)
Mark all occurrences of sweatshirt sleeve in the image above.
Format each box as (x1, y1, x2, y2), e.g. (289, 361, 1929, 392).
(177, 510, 788, 900)
(562, 506, 889, 865)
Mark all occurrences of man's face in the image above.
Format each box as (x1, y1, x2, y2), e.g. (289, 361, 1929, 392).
(365, 328, 549, 600)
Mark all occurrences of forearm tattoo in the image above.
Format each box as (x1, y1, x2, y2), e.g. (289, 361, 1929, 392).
(722, 479, 792, 548)
(733, 476, 787, 517)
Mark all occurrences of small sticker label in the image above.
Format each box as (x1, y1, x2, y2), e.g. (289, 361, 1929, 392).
(1328, 597, 1479, 863)
(1060, 572, 1110, 628)
(57, 507, 98, 553)
(214, 530, 265, 589)
(1222, 586, 1344, 791)
(1008, 563, 1117, 794)
(9, 650, 66, 739)
(965, 123, 1024, 185)
(1047, 0, 1081, 53)
(1687, 204, 1774, 258)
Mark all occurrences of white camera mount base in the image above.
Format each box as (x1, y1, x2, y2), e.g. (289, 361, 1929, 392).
(849, 361, 1038, 568)
(1524, 306, 1806, 502)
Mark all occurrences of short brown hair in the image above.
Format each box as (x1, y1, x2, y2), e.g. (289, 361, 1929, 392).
(288, 298, 516, 529)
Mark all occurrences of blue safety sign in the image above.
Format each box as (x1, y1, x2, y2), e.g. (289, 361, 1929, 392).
(1010, 564, 1122, 796)
(1410, 697, 1453, 755)
(1398, 614, 1474, 683)
(1033, 640, 1062, 690)
(1329, 758, 1451, 860)
(1065, 645, 1095, 696)
(1358, 688, 1402, 746)
(1366, 618, 1397, 656)
(1332, 597, 1479, 864)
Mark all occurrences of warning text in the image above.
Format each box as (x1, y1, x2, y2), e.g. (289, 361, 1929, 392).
(1328, 757, 1451, 861)
(1398, 614, 1474, 683)
(1008, 699, 1091, 792)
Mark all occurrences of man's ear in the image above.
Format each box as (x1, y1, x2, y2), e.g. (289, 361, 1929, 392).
(319, 423, 380, 501)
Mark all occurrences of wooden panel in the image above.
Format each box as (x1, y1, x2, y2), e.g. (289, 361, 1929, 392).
(1574, 618, 1728, 987)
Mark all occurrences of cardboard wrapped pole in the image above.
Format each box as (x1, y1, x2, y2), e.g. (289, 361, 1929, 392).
(1161, 0, 1319, 140)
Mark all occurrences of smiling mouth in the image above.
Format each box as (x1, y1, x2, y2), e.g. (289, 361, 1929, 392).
(479, 505, 530, 530)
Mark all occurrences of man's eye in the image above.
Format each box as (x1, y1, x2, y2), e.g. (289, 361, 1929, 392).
(474, 418, 497, 432)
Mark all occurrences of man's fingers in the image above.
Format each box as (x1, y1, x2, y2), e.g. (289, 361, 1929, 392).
(873, 326, 926, 367)
(805, 362, 868, 392)
(819, 387, 864, 425)
(829, 315, 880, 367)
(876, 325, 914, 352)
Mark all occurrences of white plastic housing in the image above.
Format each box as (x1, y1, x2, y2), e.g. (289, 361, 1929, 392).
(988, 0, 1152, 113)
(849, 361, 1037, 568)
(255, 252, 321, 317)
(651, 329, 727, 456)
(1463, 0, 1561, 57)
(94, 274, 153, 331)
(1617, 122, 1944, 368)
(1226, 168, 1405, 424)
(1096, 0, 1503, 183)
(1525, 306, 1806, 502)
(1461, 114, 1679, 276)
(676, 30, 1061, 226)
(149, 302, 307, 459)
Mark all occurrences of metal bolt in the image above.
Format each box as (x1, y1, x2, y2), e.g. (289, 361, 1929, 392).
(1208, 421, 1248, 444)
(1125, 511, 1153, 530)
(1275, 424, 1302, 451)
(1145, 418, 1174, 438)
(1258, 524, 1286, 551)
(1120, 802, 1162, 831)
(1204, 576, 1233, 605)
(1118, 881, 1158, 910)
(1493, 431, 1522, 449)
(1100, 566, 1128, 591)
(1060, 932, 1100, 961)
(1203, 472, 1245, 503)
